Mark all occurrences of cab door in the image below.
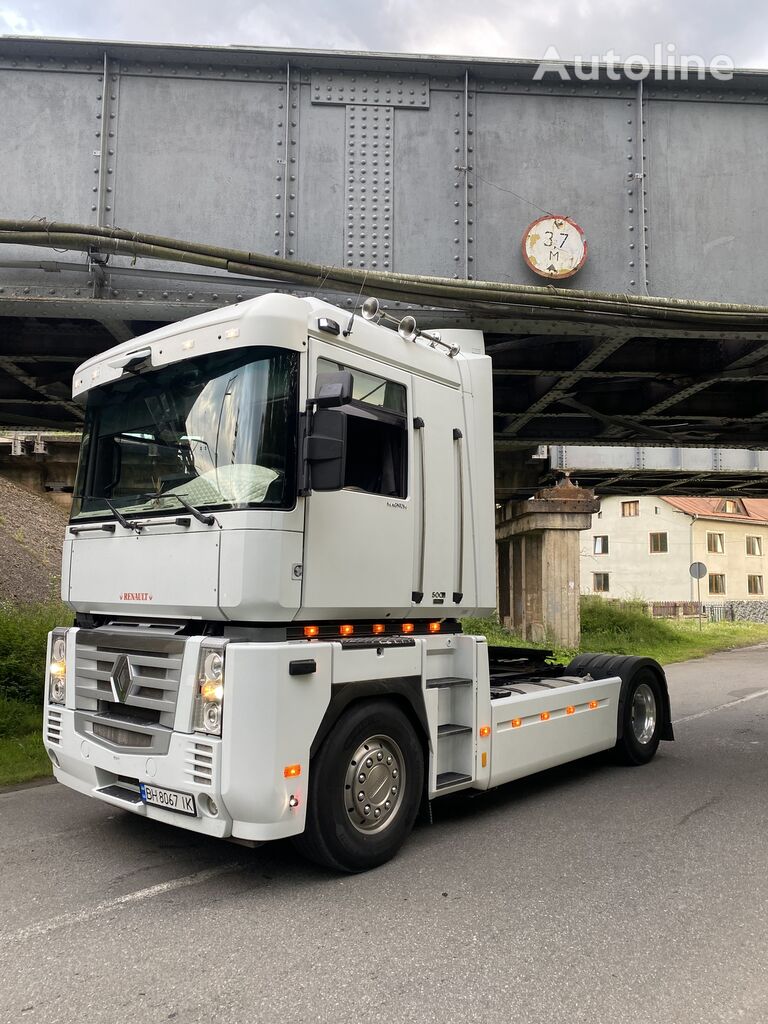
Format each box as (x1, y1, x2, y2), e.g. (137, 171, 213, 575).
(300, 341, 415, 620)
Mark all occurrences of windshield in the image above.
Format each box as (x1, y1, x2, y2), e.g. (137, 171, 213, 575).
(72, 346, 299, 520)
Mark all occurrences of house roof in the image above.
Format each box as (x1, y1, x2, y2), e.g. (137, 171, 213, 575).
(661, 496, 768, 524)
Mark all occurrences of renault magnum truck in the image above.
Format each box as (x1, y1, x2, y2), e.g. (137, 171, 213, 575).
(43, 291, 673, 872)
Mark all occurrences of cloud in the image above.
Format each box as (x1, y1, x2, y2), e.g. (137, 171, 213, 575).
(1, 0, 766, 69)
(0, 6, 40, 33)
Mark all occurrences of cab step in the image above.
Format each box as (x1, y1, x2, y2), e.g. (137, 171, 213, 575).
(426, 676, 472, 689)
(437, 723, 472, 737)
(435, 771, 472, 790)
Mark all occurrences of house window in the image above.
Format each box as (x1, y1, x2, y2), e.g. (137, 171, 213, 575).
(724, 499, 737, 513)
(707, 532, 724, 554)
(748, 575, 764, 595)
(593, 535, 609, 554)
(593, 573, 610, 593)
(621, 500, 639, 518)
(649, 532, 668, 553)
(746, 536, 763, 556)
(709, 574, 726, 595)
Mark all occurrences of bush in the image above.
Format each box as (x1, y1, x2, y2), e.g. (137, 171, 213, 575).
(0, 697, 42, 738)
(580, 595, 674, 653)
(0, 600, 71, 705)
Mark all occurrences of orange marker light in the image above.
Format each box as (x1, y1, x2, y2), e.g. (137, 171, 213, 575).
(372, 623, 386, 635)
(540, 711, 551, 722)
(588, 700, 599, 710)
(511, 718, 522, 729)
(428, 621, 441, 634)
(479, 725, 491, 738)
(566, 705, 576, 715)
(339, 624, 354, 637)
(284, 764, 301, 778)
(304, 625, 319, 638)
(481, 751, 487, 768)
(402, 622, 415, 634)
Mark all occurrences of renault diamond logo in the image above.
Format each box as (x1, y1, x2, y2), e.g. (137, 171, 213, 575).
(110, 655, 134, 703)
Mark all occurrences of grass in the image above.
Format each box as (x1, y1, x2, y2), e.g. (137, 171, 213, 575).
(464, 597, 768, 667)
(0, 731, 50, 787)
(3, 597, 768, 788)
(0, 601, 71, 788)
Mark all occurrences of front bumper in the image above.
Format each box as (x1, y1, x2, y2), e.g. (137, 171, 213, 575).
(48, 710, 231, 838)
(46, 705, 305, 843)
(44, 634, 334, 844)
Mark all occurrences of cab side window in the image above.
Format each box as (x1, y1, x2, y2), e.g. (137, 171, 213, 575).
(317, 358, 408, 498)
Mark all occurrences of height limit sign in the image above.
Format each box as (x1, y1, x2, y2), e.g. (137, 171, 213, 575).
(522, 215, 587, 280)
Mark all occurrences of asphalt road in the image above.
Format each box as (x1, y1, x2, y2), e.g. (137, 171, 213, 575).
(3, 645, 768, 1024)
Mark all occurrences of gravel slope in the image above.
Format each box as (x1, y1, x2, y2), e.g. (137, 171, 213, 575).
(0, 477, 68, 602)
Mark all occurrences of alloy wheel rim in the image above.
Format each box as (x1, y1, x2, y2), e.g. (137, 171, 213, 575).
(631, 682, 657, 745)
(344, 734, 406, 834)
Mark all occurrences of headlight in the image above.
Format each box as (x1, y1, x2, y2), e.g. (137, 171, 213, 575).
(194, 641, 227, 736)
(48, 628, 69, 704)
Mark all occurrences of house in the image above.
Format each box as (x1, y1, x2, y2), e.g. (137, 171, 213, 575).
(580, 495, 768, 601)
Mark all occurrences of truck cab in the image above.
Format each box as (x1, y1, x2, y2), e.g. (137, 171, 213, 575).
(43, 292, 672, 872)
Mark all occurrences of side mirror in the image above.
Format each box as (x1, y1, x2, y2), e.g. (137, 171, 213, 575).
(305, 408, 347, 491)
(311, 370, 353, 409)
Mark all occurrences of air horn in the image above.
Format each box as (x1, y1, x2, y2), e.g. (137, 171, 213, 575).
(360, 297, 459, 356)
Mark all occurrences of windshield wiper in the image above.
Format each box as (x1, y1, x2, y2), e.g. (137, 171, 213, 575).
(72, 493, 142, 531)
(166, 494, 217, 527)
(104, 498, 142, 532)
(136, 490, 218, 526)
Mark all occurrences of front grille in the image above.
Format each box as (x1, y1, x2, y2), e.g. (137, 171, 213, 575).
(74, 628, 186, 754)
(74, 628, 185, 727)
(185, 741, 214, 786)
(47, 707, 63, 745)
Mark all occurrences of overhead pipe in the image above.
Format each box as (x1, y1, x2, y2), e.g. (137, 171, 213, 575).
(3, 219, 768, 329)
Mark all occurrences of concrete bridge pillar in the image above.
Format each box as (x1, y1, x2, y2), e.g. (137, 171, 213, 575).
(495, 477, 599, 649)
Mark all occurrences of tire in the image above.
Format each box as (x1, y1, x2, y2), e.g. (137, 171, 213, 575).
(614, 668, 663, 766)
(294, 700, 424, 873)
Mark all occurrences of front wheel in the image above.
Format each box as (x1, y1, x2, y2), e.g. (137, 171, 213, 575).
(293, 700, 424, 872)
(615, 669, 663, 766)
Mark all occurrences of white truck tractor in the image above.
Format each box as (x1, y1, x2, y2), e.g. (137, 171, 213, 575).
(43, 292, 673, 871)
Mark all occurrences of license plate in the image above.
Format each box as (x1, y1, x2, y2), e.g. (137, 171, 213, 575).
(139, 783, 196, 816)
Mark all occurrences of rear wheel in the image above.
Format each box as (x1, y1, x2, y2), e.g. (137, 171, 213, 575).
(615, 669, 662, 765)
(294, 700, 424, 872)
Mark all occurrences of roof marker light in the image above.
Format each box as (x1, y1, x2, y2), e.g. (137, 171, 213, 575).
(284, 764, 301, 778)
(566, 705, 576, 715)
(402, 623, 415, 634)
(339, 624, 354, 637)
(428, 621, 441, 633)
(479, 725, 491, 738)
(511, 718, 522, 729)
(372, 623, 386, 635)
(540, 711, 551, 722)
(303, 625, 319, 638)
(589, 700, 599, 710)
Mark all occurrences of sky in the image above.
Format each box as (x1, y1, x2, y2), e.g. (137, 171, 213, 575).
(1, 0, 768, 69)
